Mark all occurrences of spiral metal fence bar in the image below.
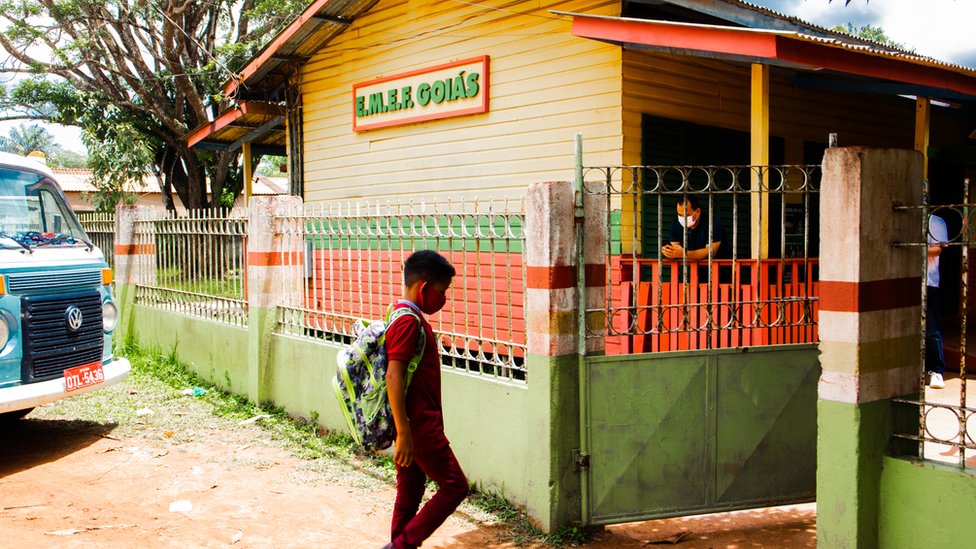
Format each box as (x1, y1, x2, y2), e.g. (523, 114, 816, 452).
(893, 179, 975, 468)
(77, 212, 116, 269)
(133, 209, 249, 327)
(275, 198, 528, 381)
(581, 164, 821, 353)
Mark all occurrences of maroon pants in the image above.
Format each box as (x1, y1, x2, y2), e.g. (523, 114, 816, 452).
(390, 443, 468, 549)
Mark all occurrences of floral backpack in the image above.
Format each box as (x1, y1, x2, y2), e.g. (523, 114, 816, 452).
(333, 306, 425, 452)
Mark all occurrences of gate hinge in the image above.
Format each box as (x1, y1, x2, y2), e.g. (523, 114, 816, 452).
(573, 449, 589, 470)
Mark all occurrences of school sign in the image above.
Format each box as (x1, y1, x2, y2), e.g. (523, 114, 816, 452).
(352, 56, 489, 131)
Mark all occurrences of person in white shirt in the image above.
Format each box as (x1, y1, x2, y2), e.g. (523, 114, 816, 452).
(927, 213, 948, 389)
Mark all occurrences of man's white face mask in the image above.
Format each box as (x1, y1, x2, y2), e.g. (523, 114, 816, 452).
(677, 214, 697, 228)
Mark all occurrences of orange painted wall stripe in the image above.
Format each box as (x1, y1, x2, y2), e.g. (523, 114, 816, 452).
(248, 251, 304, 267)
(527, 265, 575, 290)
(820, 277, 921, 313)
(115, 244, 156, 255)
(584, 264, 607, 287)
(526, 264, 607, 290)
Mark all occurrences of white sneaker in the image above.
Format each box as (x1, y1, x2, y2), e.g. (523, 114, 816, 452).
(928, 372, 945, 389)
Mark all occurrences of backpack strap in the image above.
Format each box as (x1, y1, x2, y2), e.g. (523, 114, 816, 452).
(386, 306, 426, 389)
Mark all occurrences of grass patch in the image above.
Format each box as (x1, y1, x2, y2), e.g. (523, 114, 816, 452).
(468, 490, 592, 547)
(37, 341, 592, 547)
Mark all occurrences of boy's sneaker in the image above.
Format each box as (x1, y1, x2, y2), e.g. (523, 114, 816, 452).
(928, 372, 945, 389)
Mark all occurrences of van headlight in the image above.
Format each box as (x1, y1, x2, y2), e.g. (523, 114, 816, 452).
(0, 316, 8, 348)
(102, 301, 118, 332)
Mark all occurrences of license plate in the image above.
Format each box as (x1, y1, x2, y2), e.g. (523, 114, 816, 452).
(64, 362, 105, 392)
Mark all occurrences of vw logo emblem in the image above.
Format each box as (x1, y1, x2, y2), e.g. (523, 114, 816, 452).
(65, 306, 84, 332)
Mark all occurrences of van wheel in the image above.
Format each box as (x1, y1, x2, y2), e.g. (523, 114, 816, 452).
(0, 408, 34, 422)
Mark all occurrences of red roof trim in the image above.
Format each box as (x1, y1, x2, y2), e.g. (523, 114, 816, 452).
(571, 15, 781, 59)
(224, 0, 335, 98)
(570, 14, 976, 99)
(186, 102, 285, 147)
(775, 38, 976, 98)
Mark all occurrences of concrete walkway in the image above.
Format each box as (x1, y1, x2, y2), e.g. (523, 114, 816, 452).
(921, 372, 976, 468)
(594, 503, 816, 547)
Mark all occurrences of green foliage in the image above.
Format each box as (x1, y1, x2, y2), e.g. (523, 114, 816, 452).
(118, 340, 356, 462)
(0, 0, 304, 209)
(217, 187, 234, 208)
(0, 123, 57, 156)
(467, 488, 594, 547)
(155, 265, 242, 298)
(81, 104, 156, 212)
(47, 149, 88, 168)
(832, 23, 910, 51)
(256, 155, 287, 176)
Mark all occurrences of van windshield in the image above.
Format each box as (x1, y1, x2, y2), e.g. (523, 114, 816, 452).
(0, 167, 88, 250)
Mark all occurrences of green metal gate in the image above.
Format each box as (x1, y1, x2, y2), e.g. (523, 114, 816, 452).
(576, 140, 821, 524)
(579, 347, 819, 524)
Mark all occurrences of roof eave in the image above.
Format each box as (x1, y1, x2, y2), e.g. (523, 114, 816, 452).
(185, 101, 286, 150)
(566, 12, 976, 100)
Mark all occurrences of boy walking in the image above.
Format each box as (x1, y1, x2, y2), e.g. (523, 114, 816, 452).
(383, 250, 468, 549)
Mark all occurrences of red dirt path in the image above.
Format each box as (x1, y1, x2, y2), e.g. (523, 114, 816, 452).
(0, 417, 815, 548)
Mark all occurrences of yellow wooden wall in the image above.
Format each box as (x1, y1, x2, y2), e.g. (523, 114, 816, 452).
(300, 0, 622, 204)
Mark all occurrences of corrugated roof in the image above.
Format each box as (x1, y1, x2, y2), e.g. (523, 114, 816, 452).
(561, 11, 976, 98)
(225, 0, 379, 100)
(736, 0, 973, 71)
(713, 0, 975, 73)
(185, 101, 286, 151)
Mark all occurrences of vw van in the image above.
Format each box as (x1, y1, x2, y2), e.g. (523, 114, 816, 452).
(0, 151, 129, 419)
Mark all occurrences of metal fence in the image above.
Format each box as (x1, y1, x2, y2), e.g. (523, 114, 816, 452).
(581, 164, 821, 353)
(275, 198, 528, 381)
(893, 180, 975, 468)
(133, 209, 249, 327)
(77, 212, 116, 269)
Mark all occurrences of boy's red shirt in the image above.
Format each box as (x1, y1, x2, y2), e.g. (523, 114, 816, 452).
(385, 302, 448, 453)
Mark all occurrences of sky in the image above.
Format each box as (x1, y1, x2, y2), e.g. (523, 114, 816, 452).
(4, 0, 976, 155)
(748, 0, 976, 68)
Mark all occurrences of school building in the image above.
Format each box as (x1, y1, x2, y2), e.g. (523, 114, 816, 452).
(172, 0, 976, 544)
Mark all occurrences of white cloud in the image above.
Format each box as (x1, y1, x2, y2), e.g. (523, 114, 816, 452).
(752, 0, 976, 67)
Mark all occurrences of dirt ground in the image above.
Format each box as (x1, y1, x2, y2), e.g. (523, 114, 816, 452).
(0, 387, 815, 548)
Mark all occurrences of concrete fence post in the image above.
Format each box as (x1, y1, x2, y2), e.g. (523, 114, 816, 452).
(817, 148, 923, 548)
(523, 180, 589, 530)
(246, 195, 304, 404)
(114, 204, 158, 344)
(582, 183, 608, 356)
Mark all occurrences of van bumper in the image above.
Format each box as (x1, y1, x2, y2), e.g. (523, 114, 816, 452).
(0, 357, 131, 414)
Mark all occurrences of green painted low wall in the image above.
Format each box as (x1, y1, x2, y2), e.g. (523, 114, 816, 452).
(442, 369, 534, 512)
(131, 305, 249, 395)
(878, 457, 976, 547)
(265, 334, 345, 425)
(266, 334, 537, 520)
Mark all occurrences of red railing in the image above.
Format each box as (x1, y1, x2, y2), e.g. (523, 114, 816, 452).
(605, 257, 819, 354)
(303, 248, 525, 350)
